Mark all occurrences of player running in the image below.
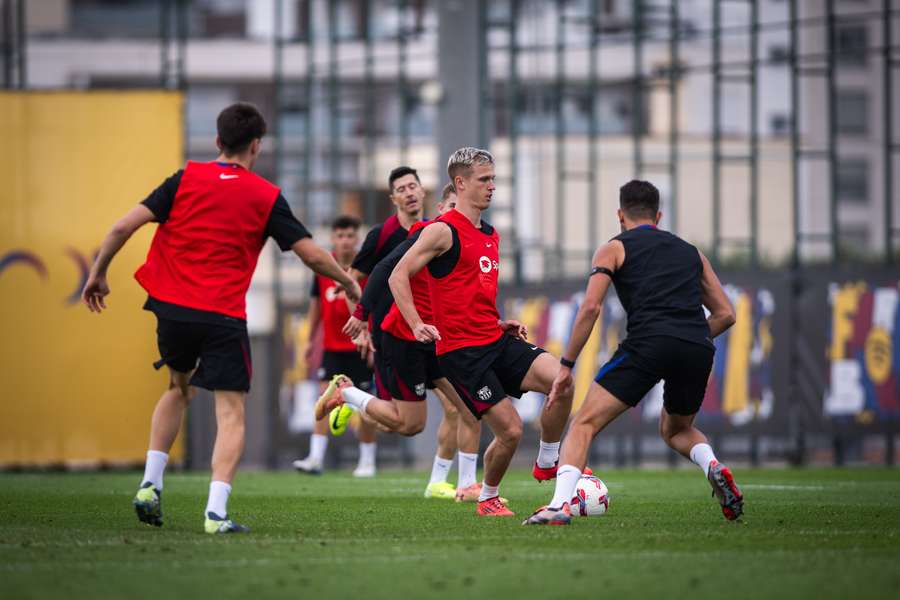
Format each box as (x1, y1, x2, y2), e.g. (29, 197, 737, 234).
(388, 147, 575, 517)
(292, 215, 377, 477)
(81, 103, 361, 534)
(523, 180, 743, 526)
(334, 183, 485, 501)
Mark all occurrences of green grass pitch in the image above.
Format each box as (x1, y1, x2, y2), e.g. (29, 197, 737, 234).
(1, 468, 898, 599)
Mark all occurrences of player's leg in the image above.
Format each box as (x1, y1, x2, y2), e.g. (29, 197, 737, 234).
(522, 382, 628, 525)
(525, 343, 657, 525)
(476, 397, 521, 516)
(294, 380, 330, 474)
(498, 340, 573, 480)
(432, 377, 482, 500)
(135, 319, 202, 527)
(660, 340, 743, 520)
(204, 389, 250, 532)
(423, 384, 460, 499)
(353, 417, 378, 478)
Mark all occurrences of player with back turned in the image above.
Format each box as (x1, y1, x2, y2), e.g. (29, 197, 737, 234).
(81, 103, 360, 534)
(524, 180, 743, 526)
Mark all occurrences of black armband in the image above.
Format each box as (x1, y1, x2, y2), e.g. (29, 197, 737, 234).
(590, 266, 614, 278)
(560, 357, 576, 369)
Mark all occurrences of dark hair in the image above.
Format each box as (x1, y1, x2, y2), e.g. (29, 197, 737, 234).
(619, 180, 660, 220)
(331, 215, 361, 231)
(388, 166, 420, 191)
(440, 183, 456, 201)
(217, 102, 267, 155)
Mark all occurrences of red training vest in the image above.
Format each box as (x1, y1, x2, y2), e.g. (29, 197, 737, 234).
(316, 264, 356, 352)
(134, 161, 280, 320)
(429, 209, 502, 355)
(381, 220, 435, 342)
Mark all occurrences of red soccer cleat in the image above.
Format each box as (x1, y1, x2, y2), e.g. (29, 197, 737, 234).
(707, 460, 744, 521)
(532, 461, 558, 482)
(476, 496, 515, 517)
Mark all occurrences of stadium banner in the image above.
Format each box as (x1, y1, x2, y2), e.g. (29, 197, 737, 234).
(500, 271, 794, 435)
(0, 91, 184, 466)
(817, 273, 900, 431)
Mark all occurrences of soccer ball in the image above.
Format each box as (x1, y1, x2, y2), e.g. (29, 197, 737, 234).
(570, 475, 610, 517)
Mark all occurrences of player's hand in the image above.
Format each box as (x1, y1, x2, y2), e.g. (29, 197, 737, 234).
(413, 323, 441, 343)
(498, 319, 528, 340)
(303, 345, 316, 371)
(342, 315, 367, 339)
(353, 330, 375, 360)
(82, 273, 110, 313)
(547, 367, 574, 408)
(340, 279, 362, 304)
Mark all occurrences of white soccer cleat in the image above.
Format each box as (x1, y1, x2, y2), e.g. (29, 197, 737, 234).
(352, 463, 376, 478)
(293, 457, 323, 475)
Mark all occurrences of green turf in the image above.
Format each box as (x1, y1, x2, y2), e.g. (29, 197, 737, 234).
(1, 468, 899, 599)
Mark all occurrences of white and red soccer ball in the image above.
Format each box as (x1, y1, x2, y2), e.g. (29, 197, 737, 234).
(570, 470, 610, 517)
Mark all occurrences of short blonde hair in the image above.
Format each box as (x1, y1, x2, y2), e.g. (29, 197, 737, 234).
(447, 147, 494, 181)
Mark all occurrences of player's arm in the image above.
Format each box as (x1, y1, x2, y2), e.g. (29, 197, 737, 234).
(304, 278, 323, 368)
(292, 239, 361, 304)
(698, 250, 736, 338)
(548, 241, 623, 406)
(388, 222, 452, 343)
(82, 204, 157, 313)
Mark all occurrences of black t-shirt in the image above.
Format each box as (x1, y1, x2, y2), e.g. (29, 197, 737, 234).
(350, 216, 409, 275)
(611, 226, 712, 348)
(140, 168, 312, 326)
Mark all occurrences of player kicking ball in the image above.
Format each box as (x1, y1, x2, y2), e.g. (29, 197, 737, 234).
(523, 180, 743, 526)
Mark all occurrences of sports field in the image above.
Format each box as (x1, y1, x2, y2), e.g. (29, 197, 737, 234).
(1, 468, 898, 599)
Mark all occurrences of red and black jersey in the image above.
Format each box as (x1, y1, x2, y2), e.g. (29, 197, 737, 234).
(135, 161, 310, 320)
(312, 262, 357, 352)
(349, 214, 412, 345)
(381, 220, 434, 342)
(427, 209, 503, 355)
(351, 214, 409, 276)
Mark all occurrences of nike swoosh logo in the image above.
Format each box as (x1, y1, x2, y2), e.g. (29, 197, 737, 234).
(220, 174, 239, 180)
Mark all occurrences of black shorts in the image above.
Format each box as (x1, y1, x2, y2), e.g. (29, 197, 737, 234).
(380, 332, 443, 401)
(153, 317, 252, 392)
(318, 350, 373, 393)
(594, 336, 715, 415)
(438, 334, 546, 418)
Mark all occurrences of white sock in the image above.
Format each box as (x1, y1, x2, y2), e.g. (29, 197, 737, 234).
(205, 480, 232, 518)
(358, 442, 376, 468)
(342, 386, 373, 414)
(429, 455, 454, 484)
(549, 464, 582, 509)
(309, 434, 328, 464)
(457, 452, 478, 489)
(537, 439, 561, 469)
(689, 443, 717, 477)
(141, 450, 168, 490)
(478, 482, 499, 502)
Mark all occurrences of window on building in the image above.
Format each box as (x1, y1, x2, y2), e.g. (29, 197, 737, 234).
(835, 24, 868, 66)
(836, 160, 869, 204)
(836, 90, 868, 135)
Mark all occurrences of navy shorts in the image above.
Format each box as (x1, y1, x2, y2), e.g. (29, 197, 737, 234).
(594, 336, 715, 415)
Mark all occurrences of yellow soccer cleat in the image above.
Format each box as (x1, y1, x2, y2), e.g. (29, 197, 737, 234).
(328, 404, 354, 436)
(314, 374, 349, 421)
(423, 481, 457, 500)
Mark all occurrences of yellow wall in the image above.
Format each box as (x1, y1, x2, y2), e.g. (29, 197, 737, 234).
(0, 91, 184, 466)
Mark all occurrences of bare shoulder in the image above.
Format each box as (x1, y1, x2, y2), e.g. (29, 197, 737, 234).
(415, 220, 453, 251)
(593, 240, 625, 269)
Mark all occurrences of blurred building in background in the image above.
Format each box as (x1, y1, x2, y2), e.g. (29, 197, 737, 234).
(4, 0, 898, 469)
